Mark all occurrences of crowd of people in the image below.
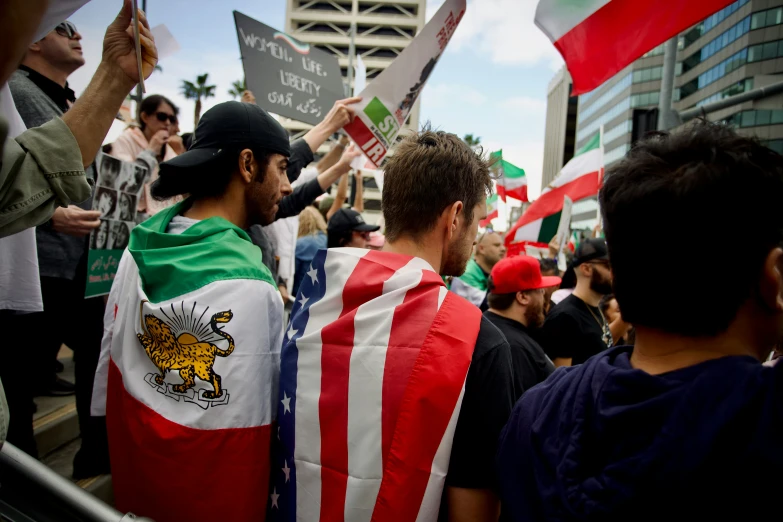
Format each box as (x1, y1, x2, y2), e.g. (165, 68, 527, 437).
(2, 1, 783, 522)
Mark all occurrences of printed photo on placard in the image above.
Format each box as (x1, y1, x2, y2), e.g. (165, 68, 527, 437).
(98, 154, 123, 189)
(95, 187, 118, 218)
(91, 219, 112, 250)
(111, 220, 131, 250)
(117, 192, 137, 222)
(120, 163, 149, 194)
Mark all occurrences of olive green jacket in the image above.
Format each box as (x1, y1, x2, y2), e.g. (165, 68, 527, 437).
(0, 116, 91, 238)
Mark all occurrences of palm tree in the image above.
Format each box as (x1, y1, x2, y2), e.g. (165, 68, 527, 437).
(181, 73, 216, 126)
(463, 134, 481, 147)
(228, 78, 247, 99)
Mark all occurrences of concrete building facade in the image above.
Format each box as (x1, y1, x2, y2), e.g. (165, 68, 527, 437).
(542, 68, 578, 189)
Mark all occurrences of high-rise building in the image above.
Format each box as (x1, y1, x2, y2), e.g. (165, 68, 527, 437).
(542, 67, 578, 188)
(284, 0, 426, 135)
(549, 0, 783, 229)
(284, 0, 427, 225)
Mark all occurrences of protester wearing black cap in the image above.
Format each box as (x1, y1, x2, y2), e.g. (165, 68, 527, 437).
(535, 238, 614, 367)
(327, 208, 380, 249)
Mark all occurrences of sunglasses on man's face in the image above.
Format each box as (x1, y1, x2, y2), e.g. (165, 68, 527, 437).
(55, 21, 79, 40)
(155, 112, 178, 124)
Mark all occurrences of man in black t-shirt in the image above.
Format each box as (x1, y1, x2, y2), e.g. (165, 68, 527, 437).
(536, 238, 614, 367)
(484, 256, 561, 401)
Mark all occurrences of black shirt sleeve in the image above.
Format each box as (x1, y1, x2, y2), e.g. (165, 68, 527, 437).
(446, 316, 515, 490)
(275, 178, 323, 220)
(286, 138, 315, 183)
(537, 311, 581, 361)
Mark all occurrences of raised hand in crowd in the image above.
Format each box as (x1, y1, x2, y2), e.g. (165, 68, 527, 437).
(51, 206, 102, 237)
(241, 90, 256, 104)
(167, 134, 186, 155)
(548, 234, 562, 259)
(147, 129, 169, 154)
(303, 96, 362, 153)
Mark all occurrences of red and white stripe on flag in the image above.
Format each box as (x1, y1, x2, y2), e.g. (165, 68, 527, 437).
(535, 0, 736, 95)
(272, 248, 482, 521)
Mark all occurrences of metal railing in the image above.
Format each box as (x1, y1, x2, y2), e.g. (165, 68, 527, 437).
(0, 442, 153, 522)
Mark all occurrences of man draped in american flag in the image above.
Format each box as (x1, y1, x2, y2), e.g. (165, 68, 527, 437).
(270, 130, 516, 522)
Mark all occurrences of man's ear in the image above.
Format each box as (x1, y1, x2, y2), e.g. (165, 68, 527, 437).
(516, 291, 529, 306)
(443, 201, 463, 241)
(759, 247, 783, 312)
(237, 149, 254, 184)
(28, 41, 41, 52)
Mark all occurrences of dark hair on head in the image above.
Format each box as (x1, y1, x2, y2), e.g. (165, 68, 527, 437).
(599, 293, 615, 316)
(97, 188, 117, 215)
(151, 147, 271, 201)
(327, 229, 352, 248)
(539, 258, 559, 277)
(600, 120, 783, 336)
(559, 263, 576, 289)
(381, 127, 493, 242)
(487, 276, 516, 311)
(138, 94, 179, 131)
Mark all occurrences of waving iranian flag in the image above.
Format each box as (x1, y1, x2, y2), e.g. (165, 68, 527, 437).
(490, 151, 528, 202)
(480, 194, 499, 228)
(506, 131, 603, 249)
(535, 0, 736, 95)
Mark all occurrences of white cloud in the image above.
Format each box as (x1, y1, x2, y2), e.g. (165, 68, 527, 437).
(501, 96, 546, 113)
(67, 26, 244, 134)
(423, 83, 488, 109)
(428, 0, 563, 70)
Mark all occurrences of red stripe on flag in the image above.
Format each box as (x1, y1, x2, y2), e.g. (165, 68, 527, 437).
(380, 271, 444, 470)
(106, 360, 272, 522)
(319, 250, 411, 521)
(498, 184, 528, 203)
(555, 0, 735, 95)
(372, 292, 480, 522)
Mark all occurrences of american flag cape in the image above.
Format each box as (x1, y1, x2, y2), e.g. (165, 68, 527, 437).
(269, 248, 482, 522)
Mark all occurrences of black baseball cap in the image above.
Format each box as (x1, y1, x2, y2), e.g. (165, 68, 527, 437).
(573, 238, 609, 266)
(161, 102, 290, 170)
(327, 209, 380, 234)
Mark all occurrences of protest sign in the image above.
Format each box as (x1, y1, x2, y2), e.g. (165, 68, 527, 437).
(555, 196, 573, 272)
(233, 11, 344, 125)
(343, 0, 466, 167)
(85, 153, 149, 298)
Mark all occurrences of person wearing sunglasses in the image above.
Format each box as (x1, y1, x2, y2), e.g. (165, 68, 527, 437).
(326, 207, 380, 249)
(110, 93, 182, 218)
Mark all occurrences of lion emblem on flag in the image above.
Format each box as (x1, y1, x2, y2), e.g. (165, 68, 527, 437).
(137, 300, 235, 400)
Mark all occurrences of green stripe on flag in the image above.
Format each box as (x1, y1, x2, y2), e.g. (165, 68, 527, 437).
(538, 211, 561, 244)
(576, 131, 601, 156)
(490, 150, 525, 178)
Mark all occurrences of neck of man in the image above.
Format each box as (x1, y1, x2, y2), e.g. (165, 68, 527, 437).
(572, 277, 602, 307)
(474, 255, 493, 274)
(489, 306, 529, 328)
(383, 235, 443, 274)
(21, 58, 71, 87)
(631, 310, 770, 375)
(182, 188, 248, 230)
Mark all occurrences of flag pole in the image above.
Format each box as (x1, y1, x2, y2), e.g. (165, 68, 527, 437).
(657, 36, 678, 131)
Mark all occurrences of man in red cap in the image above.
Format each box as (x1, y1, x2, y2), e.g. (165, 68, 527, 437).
(485, 255, 561, 401)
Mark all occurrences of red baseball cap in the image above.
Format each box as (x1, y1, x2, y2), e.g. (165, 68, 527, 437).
(489, 255, 562, 294)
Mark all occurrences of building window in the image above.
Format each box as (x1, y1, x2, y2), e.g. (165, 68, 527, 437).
(604, 144, 630, 165)
(632, 66, 663, 83)
(643, 44, 665, 57)
(763, 139, 783, 155)
(751, 6, 783, 30)
(630, 91, 660, 107)
(681, 16, 750, 74)
(604, 119, 633, 144)
(578, 73, 632, 121)
(576, 97, 632, 146)
(682, 0, 750, 50)
(695, 78, 753, 107)
(679, 48, 749, 100)
(724, 109, 783, 128)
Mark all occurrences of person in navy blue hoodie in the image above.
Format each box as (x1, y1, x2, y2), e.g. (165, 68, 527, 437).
(496, 122, 783, 522)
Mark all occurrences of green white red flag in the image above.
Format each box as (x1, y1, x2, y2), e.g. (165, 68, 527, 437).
(534, 0, 735, 95)
(480, 194, 499, 228)
(490, 151, 528, 202)
(505, 131, 603, 250)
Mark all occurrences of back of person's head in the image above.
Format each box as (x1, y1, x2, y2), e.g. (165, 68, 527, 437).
(486, 276, 515, 311)
(600, 121, 783, 337)
(299, 206, 327, 238)
(138, 94, 178, 131)
(539, 258, 559, 277)
(327, 229, 351, 248)
(381, 128, 493, 243)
